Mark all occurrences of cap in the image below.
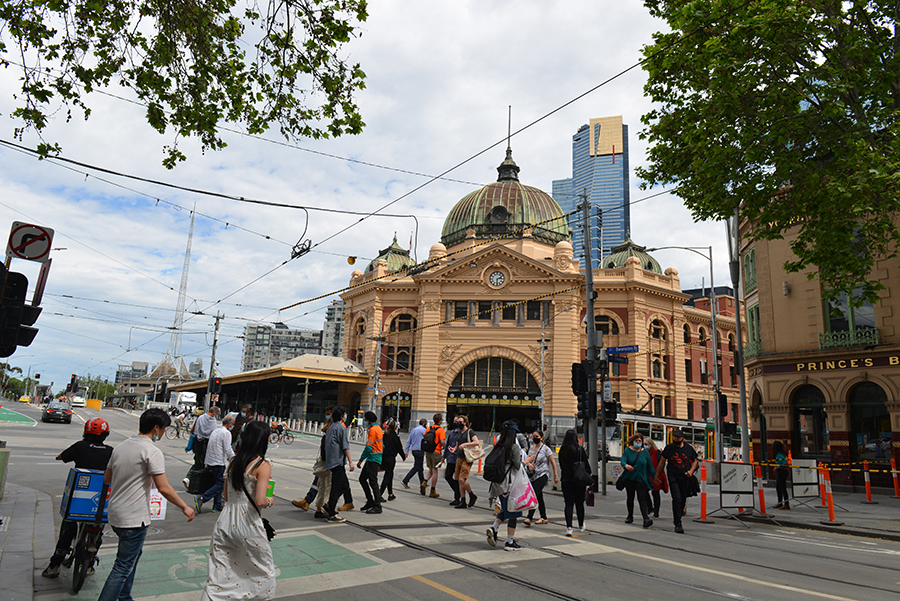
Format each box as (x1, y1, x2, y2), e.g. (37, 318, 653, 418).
(671, 429, 685, 438)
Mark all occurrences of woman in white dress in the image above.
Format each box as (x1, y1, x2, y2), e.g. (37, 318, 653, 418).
(202, 420, 276, 601)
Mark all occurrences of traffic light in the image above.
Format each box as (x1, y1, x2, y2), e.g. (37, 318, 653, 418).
(576, 393, 590, 420)
(723, 422, 737, 436)
(212, 377, 222, 393)
(571, 362, 588, 395)
(34, 373, 40, 379)
(69, 374, 78, 395)
(603, 401, 617, 421)
(0, 265, 42, 357)
(596, 348, 609, 380)
(718, 392, 728, 418)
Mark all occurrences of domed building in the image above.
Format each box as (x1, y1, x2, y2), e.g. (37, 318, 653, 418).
(341, 150, 743, 446)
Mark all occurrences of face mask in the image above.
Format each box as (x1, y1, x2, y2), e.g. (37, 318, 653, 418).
(533, 438, 540, 444)
(152, 429, 161, 443)
(240, 412, 246, 418)
(634, 442, 643, 449)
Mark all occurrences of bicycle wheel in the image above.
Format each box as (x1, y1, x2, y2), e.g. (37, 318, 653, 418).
(71, 540, 90, 593)
(165, 426, 179, 440)
(283, 431, 294, 444)
(269, 432, 279, 444)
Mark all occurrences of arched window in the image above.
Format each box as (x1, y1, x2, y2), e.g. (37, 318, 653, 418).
(683, 324, 691, 344)
(652, 359, 662, 379)
(595, 315, 619, 335)
(650, 319, 666, 340)
(451, 357, 539, 391)
(848, 382, 889, 461)
(386, 314, 417, 372)
(353, 318, 366, 363)
(698, 327, 707, 346)
(728, 333, 735, 352)
(390, 314, 416, 332)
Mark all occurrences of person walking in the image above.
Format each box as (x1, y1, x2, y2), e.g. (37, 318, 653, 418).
(523, 429, 558, 526)
(195, 415, 235, 513)
(291, 407, 333, 511)
(380, 418, 406, 501)
(646, 437, 667, 518)
(357, 411, 384, 514)
(324, 406, 355, 523)
(620, 433, 654, 528)
(401, 418, 428, 490)
(230, 404, 254, 447)
(98, 409, 195, 601)
(558, 429, 589, 537)
(653, 429, 699, 534)
(422, 413, 446, 498)
(201, 420, 276, 601)
(485, 421, 523, 551)
(184, 406, 219, 489)
(454, 415, 480, 509)
(772, 440, 791, 509)
(443, 416, 462, 506)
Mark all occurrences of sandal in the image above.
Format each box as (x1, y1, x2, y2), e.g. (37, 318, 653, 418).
(523, 519, 532, 526)
(534, 518, 549, 525)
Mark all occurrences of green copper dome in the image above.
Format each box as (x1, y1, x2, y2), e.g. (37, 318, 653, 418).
(441, 150, 571, 248)
(365, 234, 417, 274)
(602, 235, 662, 273)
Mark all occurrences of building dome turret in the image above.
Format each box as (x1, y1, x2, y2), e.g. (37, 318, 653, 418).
(365, 233, 417, 274)
(602, 234, 662, 274)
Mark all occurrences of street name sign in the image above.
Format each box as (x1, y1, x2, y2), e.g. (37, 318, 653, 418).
(608, 355, 628, 364)
(607, 345, 638, 354)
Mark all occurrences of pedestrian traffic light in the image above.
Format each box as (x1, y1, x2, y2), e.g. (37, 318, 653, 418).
(0, 265, 42, 357)
(571, 362, 588, 395)
(576, 393, 590, 420)
(718, 392, 728, 418)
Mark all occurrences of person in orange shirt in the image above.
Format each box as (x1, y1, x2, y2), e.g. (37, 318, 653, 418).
(356, 411, 384, 514)
(422, 413, 446, 498)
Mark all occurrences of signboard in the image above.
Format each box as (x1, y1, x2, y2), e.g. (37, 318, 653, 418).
(602, 381, 611, 403)
(607, 345, 638, 354)
(6, 221, 54, 262)
(608, 355, 628, 364)
(719, 462, 755, 509)
(791, 458, 819, 498)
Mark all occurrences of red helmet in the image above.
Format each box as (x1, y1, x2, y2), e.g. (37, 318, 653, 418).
(84, 417, 110, 436)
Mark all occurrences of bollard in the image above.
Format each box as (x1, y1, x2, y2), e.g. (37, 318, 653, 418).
(476, 457, 483, 475)
(820, 466, 844, 526)
(862, 460, 879, 504)
(892, 458, 900, 499)
(755, 463, 768, 515)
(818, 461, 827, 507)
(692, 463, 713, 523)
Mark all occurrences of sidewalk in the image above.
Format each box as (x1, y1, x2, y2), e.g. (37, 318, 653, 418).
(0, 484, 57, 601)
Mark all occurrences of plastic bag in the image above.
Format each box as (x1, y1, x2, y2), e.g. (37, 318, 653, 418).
(508, 466, 538, 512)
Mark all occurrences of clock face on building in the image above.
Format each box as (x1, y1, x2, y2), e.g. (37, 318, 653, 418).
(489, 270, 506, 287)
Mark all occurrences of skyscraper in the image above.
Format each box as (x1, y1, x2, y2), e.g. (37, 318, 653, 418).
(552, 115, 630, 268)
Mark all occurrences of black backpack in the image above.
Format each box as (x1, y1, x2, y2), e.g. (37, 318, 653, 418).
(482, 444, 511, 483)
(421, 426, 439, 453)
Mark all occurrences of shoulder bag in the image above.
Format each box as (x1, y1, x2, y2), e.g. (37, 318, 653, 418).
(462, 430, 484, 463)
(240, 458, 276, 541)
(572, 448, 593, 488)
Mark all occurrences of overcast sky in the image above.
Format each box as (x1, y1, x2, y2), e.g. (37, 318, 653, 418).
(0, 1, 735, 393)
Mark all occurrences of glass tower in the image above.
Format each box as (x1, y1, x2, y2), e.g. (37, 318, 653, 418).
(552, 116, 630, 269)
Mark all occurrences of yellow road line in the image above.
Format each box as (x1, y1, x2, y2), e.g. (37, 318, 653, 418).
(411, 574, 480, 601)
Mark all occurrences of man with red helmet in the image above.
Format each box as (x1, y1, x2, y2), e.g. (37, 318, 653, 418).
(42, 417, 114, 578)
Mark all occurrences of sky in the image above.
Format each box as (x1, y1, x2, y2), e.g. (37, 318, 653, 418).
(0, 1, 737, 394)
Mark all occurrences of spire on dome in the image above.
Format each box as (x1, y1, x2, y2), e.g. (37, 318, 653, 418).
(497, 105, 520, 182)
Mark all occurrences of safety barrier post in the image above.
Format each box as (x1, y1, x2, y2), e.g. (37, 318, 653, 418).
(476, 457, 483, 475)
(692, 463, 713, 523)
(892, 458, 900, 499)
(820, 466, 844, 526)
(862, 460, 879, 504)
(755, 463, 767, 515)
(818, 461, 827, 507)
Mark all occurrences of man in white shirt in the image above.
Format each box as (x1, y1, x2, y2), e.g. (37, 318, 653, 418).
(195, 415, 235, 512)
(98, 409, 194, 601)
(183, 406, 220, 489)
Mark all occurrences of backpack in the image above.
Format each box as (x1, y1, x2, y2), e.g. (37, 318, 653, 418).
(482, 444, 511, 483)
(421, 426, 439, 453)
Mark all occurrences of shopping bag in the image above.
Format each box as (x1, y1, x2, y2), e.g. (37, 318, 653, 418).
(508, 466, 539, 512)
(184, 433, 195, 453)
(149, 487, 167, 520)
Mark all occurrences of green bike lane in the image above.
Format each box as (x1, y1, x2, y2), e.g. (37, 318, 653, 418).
(0, 405, 37, 425)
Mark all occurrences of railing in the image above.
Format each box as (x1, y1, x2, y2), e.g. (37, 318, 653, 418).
(818, 327, 881, 349)
(743, 338, 761, 359)
(744, 270, 758, 293)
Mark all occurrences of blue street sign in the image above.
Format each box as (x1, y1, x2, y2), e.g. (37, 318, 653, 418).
(608, 355, 628, 364)
(607, 345, 638, 354)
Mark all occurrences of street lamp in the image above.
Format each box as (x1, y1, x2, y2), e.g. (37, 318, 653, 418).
(538, 304, 577, 443)
(646, 245, 724, 464)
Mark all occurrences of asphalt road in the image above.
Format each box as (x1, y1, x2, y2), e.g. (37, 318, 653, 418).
(2, 403, 899, 601)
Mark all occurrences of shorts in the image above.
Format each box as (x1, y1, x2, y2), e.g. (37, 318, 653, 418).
(426, 451, 442, 469)
(454, 458, 472, 480)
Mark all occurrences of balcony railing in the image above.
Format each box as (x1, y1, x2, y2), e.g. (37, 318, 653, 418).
(744, 271, 758, 293)
(743, 338, 761, 359)
(818, 327, 881, 350)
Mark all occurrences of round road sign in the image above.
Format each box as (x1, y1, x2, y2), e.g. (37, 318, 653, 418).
(6, 222, 54, 262)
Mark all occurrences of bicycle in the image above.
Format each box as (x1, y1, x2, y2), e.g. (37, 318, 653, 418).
(70, 520, 103, 592)
(268, 429, 294, 445)
(165, 415, 190, 439)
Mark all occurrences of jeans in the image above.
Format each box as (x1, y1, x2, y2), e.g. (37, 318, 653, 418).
(402, 450, 425, 485)
(327, 465, 350, 516)
(527, 474, 549, 520)
(380, 461, 396, 496)
(97, 525, 148, 601)
(200, 464, 227, 509)
(670, 476, 691, 527)
(561, 481, 586, 529)
(304, 475, 319, 504)
(444, 462, 460, 501)
(359, 461, 381, 507)
(624, 480, 651, 521)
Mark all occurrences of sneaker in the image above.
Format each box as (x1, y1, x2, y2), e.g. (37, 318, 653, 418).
(566, 527, 575, 538)
(643, 519, 653, 528)
(212, 507, 222, 513)
(314, 511, 327, 519)
(388, 494, 396, 501)
(674, 525, 685, 534)
(579, 524, 587, 533)
(454, 502, 469, 509)
(327, 515, 346, 523)
(194, 495, 203, 513)
(420, 482, 427, 495)
(429, 490, 440, 498)
(449, 499, 461, 506)
(504, 540, 522, 552)
(486, 527, 497, 547)
(377, 497, 387, 504)
(624, 517, 633, 524)
(292, 499, 310, 511)
(182, 477, 190, 490)
(468, 494, 478, 507)
(401, 481, 410, 489)
(41, 565, 60, 578)
(365, 507, 383, 514)
(338, 502, 354, 512)
(61, 555, 73, 569)
(360, 503, 373, 512)
(682, 508, 687, 517)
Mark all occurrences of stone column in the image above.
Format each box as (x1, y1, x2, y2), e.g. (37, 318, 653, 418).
(824, 403, 852, 486)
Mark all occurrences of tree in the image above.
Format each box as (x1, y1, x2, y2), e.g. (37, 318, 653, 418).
(637, 0, 900, 305)
(0, 0, 368, 167)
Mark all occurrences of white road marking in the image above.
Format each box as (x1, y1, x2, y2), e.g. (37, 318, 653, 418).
(757, 532, 900, 556)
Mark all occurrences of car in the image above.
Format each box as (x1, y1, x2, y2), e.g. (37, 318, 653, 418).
(43, 401, 73, 424)
(71, 396, 87, 408)
(18, 395, 31, 403)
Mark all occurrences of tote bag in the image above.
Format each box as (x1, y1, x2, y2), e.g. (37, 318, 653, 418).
(508, 466, 539, 512)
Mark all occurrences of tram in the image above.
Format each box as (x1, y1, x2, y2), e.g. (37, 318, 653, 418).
(602, 412, 743, 461)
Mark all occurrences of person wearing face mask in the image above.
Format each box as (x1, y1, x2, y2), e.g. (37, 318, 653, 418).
(195, 415, 236, 513)
(231, 404, 255, 447)
(356, 411, 383, 514)
(184, 406, 220, 490)
(98, 409, 195, 601)
(522, 430, 558, 526)
(619, 433, 654, 528)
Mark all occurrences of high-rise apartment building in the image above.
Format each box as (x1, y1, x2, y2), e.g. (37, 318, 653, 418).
(188, 358, 205, 380)
(321, 299, 345, 357)
(241, 323, 323, 372)
(552, 115, 630, 268)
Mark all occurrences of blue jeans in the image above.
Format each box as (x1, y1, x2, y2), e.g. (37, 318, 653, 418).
(97, 525, 148, 601)
(201, 464, 227, 509)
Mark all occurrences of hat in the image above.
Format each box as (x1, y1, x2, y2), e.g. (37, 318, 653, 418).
(671, 429, 686, 438)
(502, 421, 520, 432)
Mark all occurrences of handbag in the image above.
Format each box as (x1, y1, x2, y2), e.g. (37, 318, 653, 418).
(508, 466, 539, 512)
(615, 475, 627, 491)
(572, 449, 593, 488)
(463, 443, 485, 463)
(185, 433, 195, 453)
(240, 459, 276, 541)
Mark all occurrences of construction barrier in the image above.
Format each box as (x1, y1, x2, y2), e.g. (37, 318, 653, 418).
(818, 461, 827, 507)
(790, 458, 820, 499)
(754, 464, 768, 515)
(820, 467, 844, 526)
(861, 461, 879, 504)
(893, 458, 900, 499)
(692, 463, 713, 524)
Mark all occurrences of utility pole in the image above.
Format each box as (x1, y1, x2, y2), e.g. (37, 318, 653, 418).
(369, 335, 385, 420)
(727, 208, 750, 462)
(580, 191, 601, 492)
(205, 313, 222, 413)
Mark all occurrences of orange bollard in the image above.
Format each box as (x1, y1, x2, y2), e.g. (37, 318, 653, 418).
(861, 460, 879, 504)
(818, 461, 827, 507)
(692, 463, 713, 523)
(476, 457, 483, 475)
(820, 466, 844, 526)
(755, 463, 767, 515)
(788, 450, 793, 465)
(891, 458, 900, 499)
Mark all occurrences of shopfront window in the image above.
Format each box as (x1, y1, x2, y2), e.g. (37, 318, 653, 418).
(792, 384, 829, 457)
(848, 382, 891, 461)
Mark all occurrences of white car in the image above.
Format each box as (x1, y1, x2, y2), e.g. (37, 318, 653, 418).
(71, 396, 87, 408)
